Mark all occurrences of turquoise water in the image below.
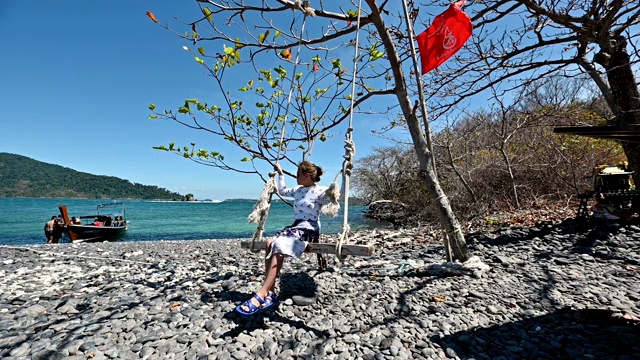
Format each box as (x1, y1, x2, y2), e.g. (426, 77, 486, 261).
(0, 198, 381, 245)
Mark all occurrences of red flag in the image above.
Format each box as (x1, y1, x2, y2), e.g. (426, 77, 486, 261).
(416, 1, 472, 74)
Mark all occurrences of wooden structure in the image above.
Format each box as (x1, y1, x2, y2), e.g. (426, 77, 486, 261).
(553, 124, 640, 143)
(240, 241, 374, 257)
(554, 125, 640, 219)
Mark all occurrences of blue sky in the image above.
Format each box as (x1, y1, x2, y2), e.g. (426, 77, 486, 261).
(0, 1, 402, 200)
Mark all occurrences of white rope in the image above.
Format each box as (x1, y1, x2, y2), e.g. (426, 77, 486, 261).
(321, 181, 341, 217)
(248, 173, 277, 224)
(246, 7, 311, 249)
(335, 0, 363, 259)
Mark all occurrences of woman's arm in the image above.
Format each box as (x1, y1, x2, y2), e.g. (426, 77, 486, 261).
(275, 163, 295, 196)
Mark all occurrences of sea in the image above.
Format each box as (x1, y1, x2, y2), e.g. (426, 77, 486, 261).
(0, 198, 385, 246)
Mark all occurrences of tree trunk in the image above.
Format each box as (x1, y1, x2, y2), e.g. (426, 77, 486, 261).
(366, 0, 470, 262)
(597, 34, 640, 185)
(500, 144, 520, 209)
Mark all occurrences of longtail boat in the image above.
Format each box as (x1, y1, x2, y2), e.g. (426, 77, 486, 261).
(58, 202, 128, 243)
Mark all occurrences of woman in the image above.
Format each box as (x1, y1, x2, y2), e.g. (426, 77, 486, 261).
(236, 161, 334, 315)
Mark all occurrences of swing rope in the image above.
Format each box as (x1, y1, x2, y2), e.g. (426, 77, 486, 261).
(334, 0, 363, 260)
(247, 4, 312, 251)
(243, 1, 375, 261)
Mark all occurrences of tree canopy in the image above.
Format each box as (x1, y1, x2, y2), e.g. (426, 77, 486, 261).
(145, 1, 639, 261)
(148, 0, 473, 261)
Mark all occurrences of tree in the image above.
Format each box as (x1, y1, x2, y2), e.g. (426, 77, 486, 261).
(149, 1, 470, 261)
(355, 77, 626, 224)
(420, 0, 640, 182)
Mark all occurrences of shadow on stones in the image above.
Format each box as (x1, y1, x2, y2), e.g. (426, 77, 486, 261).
(431, 307, 640, 359)
(209, 273, 328, 340)
(218, 307, 330, 340)
(279, 272, 317, 299)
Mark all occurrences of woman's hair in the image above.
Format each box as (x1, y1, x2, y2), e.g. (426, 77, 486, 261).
(298, 161, 323, 182)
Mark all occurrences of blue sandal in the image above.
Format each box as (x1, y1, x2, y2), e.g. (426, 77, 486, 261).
(265, 292, 279, 307)
(235, 294, 268, 316)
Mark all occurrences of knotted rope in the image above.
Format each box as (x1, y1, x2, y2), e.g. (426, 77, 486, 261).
(247, 171, 277, 251)
(335, 0, 363, 259)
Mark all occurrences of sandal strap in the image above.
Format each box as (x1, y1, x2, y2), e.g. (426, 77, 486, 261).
(252, 293, 266, 305)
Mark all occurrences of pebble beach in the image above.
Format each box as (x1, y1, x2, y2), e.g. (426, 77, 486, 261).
(1, 219, 639, 359)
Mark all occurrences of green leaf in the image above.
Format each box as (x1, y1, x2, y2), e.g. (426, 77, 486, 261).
(224, 46, 235, 55)
(149, 115, 158, 119)
(274, 66, 287, 78)
(149, 104, 156, 110)
(198, 47, 205, 56)
(332, 59, 342, 69)
(202, 7, 213, 21)
(240, 157, 251, 162)
(369, 49, 384, 61)
(195, 56, 204, 65)
(258, 30, 270, 44)
(234, 38, 244, 50)
(274, 30, 281, 39)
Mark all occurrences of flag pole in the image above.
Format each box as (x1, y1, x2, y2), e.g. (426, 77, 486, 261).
(401, 0, 437, 178)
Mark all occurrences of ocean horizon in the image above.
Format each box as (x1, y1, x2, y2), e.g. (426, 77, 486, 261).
(0, 197, 385, 246)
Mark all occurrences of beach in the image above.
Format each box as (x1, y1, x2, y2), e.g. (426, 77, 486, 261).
(1, 220, 639, 359)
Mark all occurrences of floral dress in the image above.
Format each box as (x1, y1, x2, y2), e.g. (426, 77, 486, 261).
(266, 175, 329, 259)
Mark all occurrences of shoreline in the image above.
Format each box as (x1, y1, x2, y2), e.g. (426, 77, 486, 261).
(1, 221, 639, 359)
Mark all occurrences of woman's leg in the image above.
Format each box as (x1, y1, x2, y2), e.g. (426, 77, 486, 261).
(260, 253, 284, 296)
(240, 253, 284, 311)
(264, 237, 274, 275)
(239, 239, 283, 311)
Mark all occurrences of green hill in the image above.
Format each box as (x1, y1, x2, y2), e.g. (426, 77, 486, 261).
(0, 152, 184, 200)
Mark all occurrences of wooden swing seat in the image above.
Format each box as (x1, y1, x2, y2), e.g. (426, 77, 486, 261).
(240, 241, 374, 257)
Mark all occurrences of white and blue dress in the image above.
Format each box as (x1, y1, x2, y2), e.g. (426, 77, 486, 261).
(266, 175, 329, 259)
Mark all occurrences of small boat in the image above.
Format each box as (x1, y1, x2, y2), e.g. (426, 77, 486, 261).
(58, 202, 129, 243)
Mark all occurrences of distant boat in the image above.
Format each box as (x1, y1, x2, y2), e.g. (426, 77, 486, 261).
(58, 202, 128, 243)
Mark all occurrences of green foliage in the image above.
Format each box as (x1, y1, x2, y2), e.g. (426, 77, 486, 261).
(369, 42, 384, 61)
(201, 7, 213, 22)
(148, 3, 402, 189)
(0, 153, 184, 200)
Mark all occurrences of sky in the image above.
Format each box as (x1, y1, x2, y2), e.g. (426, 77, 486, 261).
(0, 1, 403, 200)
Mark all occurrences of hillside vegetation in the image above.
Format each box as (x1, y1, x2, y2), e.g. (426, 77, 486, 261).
(0, 153, 184, 200)
(353, 79, 629, 228)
